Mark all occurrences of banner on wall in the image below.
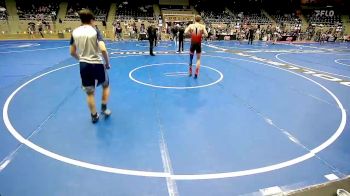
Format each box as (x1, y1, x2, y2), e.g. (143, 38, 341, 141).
(280, 35, 297, 41)
(315, 10, 335, 17)
(163, 15, 194, 22)
(159, 0, 189, 6)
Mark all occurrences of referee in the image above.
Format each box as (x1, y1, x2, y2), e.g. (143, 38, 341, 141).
(147, 24, 156, 56)
(248, 26, 255, 45)
(177, 24, 185, 52)
(70, 9, 111, 123)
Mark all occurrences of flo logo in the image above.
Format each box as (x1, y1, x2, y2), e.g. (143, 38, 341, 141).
(315, 10, 335, 17)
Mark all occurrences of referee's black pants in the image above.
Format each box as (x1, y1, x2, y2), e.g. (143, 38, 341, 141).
(248, 36, 254, 45)
(178, 38, 184, 52)
(149, 39, 154, 55)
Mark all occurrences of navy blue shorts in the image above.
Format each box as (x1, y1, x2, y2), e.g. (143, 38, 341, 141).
(79, 62, 109, 92)
(190, 43, 202, 54)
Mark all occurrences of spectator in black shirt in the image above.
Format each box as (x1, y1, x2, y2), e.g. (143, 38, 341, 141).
(38, 21, 44, 38)
(114, 23, 122, 41)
